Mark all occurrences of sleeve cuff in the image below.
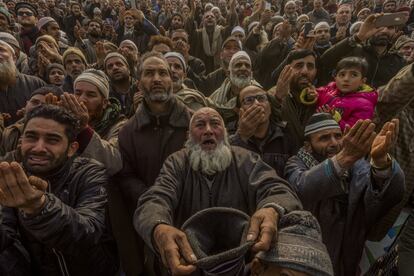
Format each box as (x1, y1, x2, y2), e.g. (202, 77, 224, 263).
(261, 203, 286, 217)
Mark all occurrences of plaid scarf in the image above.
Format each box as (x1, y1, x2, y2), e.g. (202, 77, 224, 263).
(94, 97, 122, 138)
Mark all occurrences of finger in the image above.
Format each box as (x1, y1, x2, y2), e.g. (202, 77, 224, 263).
(0, 162, 22, 201)
(379, 122, 390, 136)
(252, 225, 276, 252)
(28, 176, 48, 192)
(10, 162, 31, 197)
(247, 215, 262, 242)
(359, 122, 376, 142)
(391, 118, 399, 142)
(165, 248, 196, 275)
(348, 119, 363, 137)
(175, 233, 197, 264)
(0, 164, 13, 200)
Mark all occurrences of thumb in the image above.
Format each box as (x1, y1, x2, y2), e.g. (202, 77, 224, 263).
(29, 176, 48, 192)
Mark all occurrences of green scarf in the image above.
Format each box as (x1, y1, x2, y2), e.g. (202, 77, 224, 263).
(94, 97, 122, 137)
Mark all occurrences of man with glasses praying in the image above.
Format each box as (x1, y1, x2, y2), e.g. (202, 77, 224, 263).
(230, 85, 294, 177)
(15, 2, 40, 55)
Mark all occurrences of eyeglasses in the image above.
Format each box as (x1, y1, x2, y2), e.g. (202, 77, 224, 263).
(242, 94, 268, 106)
(17, 11, 34, 17)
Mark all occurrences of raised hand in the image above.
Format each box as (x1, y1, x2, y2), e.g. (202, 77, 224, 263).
(357, 13, 386, 43)
(370, 119, 399, 167)
(336, 119, 377, 169)
(273, 64, 294, 101)
(0, 162, 48, 215)
(237, 103, 265, 141)
(60, 93, 89, 130)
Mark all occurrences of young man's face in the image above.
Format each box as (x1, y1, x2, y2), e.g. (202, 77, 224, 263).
(305, 128, 343, 160)
(74, 81, 108, 121)
(21, 118, 78, 176)
(289, 55, 317, 92)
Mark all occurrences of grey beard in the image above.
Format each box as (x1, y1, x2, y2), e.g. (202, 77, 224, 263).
(230, 73, 252, 89)
(186, 137, 232, 175)
(0, 61, 17, 85)
(144, 86, 173, 103)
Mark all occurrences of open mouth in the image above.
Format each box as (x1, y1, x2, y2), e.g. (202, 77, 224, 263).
(28, 155, 50, 166)
(201, 139, 217, 149)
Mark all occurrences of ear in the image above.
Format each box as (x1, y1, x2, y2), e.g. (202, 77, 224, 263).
(67, 141, 79, 157)
(303, 141, 312, 152)
(251, 258, 265, 276)
(102, 98, 109, 110)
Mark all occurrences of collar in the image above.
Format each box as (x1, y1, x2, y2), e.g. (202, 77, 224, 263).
(134, 96, 191, 130)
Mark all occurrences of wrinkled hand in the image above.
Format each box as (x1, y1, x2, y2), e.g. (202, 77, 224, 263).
(38, 41, 61, 62)
(0, 162, 48, 215)
(153, 224, 197, 276)
(247, 207, 278, 252)
(371, 119, 399, 167)
(336, 119, 377, 169)
(60, 93, 89, 129)
(273, 64, 294, 100)
(237, 103, 264, 141)
(357, 13, 385, 42)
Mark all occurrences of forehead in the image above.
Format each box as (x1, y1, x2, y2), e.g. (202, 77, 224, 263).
(316, 27, 329, 32)
(142, 57, 169, 70)
(24, 117, 66, 136)
(106, 56, 124, 65)
(166, 56, 182, 66)
(338, 5, 351, 12)
(192, 110, 223, 123)
(30, 94, 46, 101)
(223, 40, 240, 49)
(291, 55, 316, 66)
(18, 7, 33, 13)
(172, 31, 188, 39)
(66, 54, 82, 61)
(232, 57, 251, 66)
(75, 81, 99, 92)
(240, 86, 265, 98)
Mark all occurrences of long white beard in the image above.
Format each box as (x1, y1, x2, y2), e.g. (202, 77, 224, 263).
(186, 137, 233, 175)
(230, 72, 252, 89)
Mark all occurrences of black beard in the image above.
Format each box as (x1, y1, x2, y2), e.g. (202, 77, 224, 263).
(311, 150, 328, 163)
(88, 32, 101, 39)
(370, 36, 390, 46)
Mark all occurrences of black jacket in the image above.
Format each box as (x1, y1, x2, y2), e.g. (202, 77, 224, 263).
(0, 158, 119, 276)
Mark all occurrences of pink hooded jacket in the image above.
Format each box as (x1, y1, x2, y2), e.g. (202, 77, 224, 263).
(316, 82, 378, 130)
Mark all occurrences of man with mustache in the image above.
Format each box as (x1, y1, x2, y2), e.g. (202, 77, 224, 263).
(104, 52, 137, 116)
(61, 47, 88, 93)
(209, 50, 260, 132)
(165, 52, 208, 111)
(134, 107, 301, 275)
(272, 49, 318, 153)
(115, 51, 192, 275)
(320, 13, 406, 87)
(0, 40, 46, 125)
(75, 19, 104, 64)
(0, 105, 119, 275)
(285, 113, 405, 276)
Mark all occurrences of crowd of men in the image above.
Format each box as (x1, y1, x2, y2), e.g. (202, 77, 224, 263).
(0, 0, 413, 275)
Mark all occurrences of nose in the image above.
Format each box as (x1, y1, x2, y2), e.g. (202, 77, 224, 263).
(31, 139, 47, 153)
(204, 123, 213, 134)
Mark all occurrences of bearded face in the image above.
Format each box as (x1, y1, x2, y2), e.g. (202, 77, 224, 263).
(229, 58, 252, 89)
(0, 60, 17, 86)
(186, 134, 232, 175)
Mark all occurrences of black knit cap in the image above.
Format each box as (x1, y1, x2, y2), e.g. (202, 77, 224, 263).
(304, 112, 340, 137)
(182, 207, 254, 276)
(15, 2, 38, 17)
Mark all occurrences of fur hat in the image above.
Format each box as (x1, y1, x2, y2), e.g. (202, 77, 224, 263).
(15, 2, 38, 17)
(182, 207, 254, 276)
(256, 211, 334, 276)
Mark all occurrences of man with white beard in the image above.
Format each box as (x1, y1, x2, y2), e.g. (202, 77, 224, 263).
(0, 40, 46, 125)
(134, 107, 302, 275)
(209, 50, 260, 132)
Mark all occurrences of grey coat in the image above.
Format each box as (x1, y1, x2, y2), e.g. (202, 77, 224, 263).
(285, 156, 405, 276)
(135, 146, 302, 253)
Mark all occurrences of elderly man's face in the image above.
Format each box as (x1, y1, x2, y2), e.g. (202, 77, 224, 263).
(190, 108, 225, 151)
(230, 57, 252, 89)
(140, 56, 173, 103)
(166, 56, 185, 92)
(285, 3, 296, 15)
(399, 42, 414, 60)
(315, 26, 331, 44)
(203, 11, 217, 28)
(0, 43, 14, 63)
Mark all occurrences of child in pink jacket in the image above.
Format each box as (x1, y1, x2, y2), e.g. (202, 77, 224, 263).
(301, 57, 378, 130)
